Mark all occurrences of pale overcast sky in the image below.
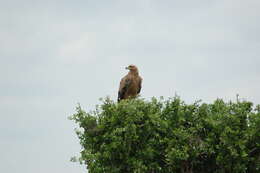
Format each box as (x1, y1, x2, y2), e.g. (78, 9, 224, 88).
(1, 0, 260, 173)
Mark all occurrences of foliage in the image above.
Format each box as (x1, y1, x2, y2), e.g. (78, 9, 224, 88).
(69, 97, 260, 173)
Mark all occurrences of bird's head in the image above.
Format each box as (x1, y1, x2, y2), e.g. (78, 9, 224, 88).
(126, 65, 139, 75)
(125, 65, 138, 71)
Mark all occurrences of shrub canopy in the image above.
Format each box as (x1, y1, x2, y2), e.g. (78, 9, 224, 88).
(70, 97, 260, 173)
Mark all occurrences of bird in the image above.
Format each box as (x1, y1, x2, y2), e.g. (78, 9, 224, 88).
(118, 65, 142, 102)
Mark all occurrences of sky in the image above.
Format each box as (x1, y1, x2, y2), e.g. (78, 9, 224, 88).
(1, 0, 260, 172)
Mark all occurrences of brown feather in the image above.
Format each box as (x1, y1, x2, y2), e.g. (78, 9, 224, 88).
(118, 65, 142, 102)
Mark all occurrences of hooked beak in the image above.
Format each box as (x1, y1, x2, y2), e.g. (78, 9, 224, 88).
(125, 66, 129, 70)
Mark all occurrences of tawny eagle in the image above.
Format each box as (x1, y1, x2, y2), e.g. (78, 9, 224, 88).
(118, 65, 142, 102)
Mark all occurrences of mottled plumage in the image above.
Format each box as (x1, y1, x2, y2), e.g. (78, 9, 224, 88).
(118, 65, 142, 102)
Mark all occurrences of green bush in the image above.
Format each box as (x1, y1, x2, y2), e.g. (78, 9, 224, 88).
(69, 97, 260, 173)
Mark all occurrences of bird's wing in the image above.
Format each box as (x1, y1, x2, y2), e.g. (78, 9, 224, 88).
(118, 76, 132, 102)
(137, 77, 142, 94)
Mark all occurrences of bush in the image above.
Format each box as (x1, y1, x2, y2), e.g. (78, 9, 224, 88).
(69, 97, 260, 173)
